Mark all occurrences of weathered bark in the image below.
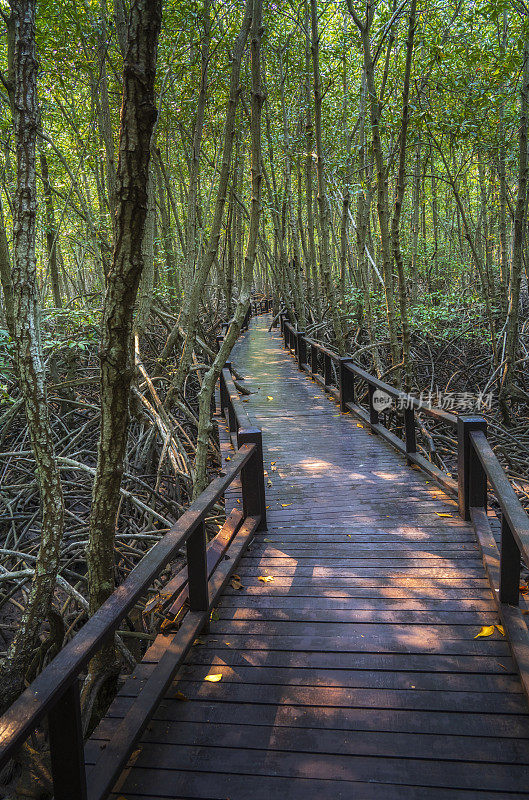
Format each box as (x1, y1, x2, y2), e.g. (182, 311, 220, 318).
(86, 0, 162, 681)
(193, 0, 263, 497)
(0, 0, 65, 709)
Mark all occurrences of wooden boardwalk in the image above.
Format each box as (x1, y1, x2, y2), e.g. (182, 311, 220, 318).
(95, 316, 529, 799)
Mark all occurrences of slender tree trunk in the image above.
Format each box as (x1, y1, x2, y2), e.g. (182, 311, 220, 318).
(310, 0, 345, 351)
(500, 38, 529, 420)
(391, 0, 416, 389)
(85, 0, 162, 703)
(0, 195, 14, 336)
(169, 3, 251, 396)
(0, 0, 65, 710)
(193, 0, 263, 496)
(39, 148, 63, 308)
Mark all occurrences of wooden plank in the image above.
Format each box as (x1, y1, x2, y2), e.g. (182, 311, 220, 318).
(109, 744, 529, 793)
(110, 770, 527, 800)
(89, 719, 528, 764)
(99, 318, 529, 799)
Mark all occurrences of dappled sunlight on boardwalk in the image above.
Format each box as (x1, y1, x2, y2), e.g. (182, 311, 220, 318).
(89, 317, 529, 799)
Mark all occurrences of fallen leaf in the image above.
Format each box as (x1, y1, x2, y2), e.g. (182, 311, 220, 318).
(210, 609, 219, 621)
(174, 691, 188, 701)
(474, 625, 495, 638)
(267, 479, 273, 487)
(258, 575, 274, 583)
(267, 396, 274, 400)
(226, 456, 231, 461)
(263, 538, 272, 542)
(204, 673, 222, 682)
(496, 625, 505, 636)
(271, 461, 277, 465)
(193, 638, 205, 646)
(356, 423, 363, 428)
(435, 512, 453, 517)
(230, 578, 243, 590)
(281, 503, 292, 507)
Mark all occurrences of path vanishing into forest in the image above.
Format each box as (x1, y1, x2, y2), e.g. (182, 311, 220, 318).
(90, 316, 529, 799)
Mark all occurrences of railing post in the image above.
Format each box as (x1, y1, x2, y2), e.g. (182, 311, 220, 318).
(404, 407, 416, 461)
(339, 357, 354, 412)
(324, 353, 332, 388)
(48, 680, 87, 800)
(296, 331, 306, 369)
(279, 313, 285, 335)
(368, 383, 379, 428)
(500, 515, 520, 605)
(311, 344, 318, 377)
(187, 520, 209, 615)
(457, 415, 487, 521)
(220, 362, 231, 417)
(237, 427, 267, 529)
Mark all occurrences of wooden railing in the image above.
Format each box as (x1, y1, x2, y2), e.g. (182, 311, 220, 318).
(0, 311, 267, 800)
(279, 313, 529, 698)
(281, 315, 457, 494)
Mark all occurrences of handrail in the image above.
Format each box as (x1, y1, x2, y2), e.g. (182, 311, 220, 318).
(278, 312, 529, 701)
(468, 428, 529, 604)
(279, 314, 457, 494)
(0, 305, 268, 800)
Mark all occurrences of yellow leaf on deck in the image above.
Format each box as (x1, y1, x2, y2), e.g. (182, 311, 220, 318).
(474, 625, 495, 639)
(204, 674, 222, 682)
(281, 503, 292, 507)
(496, 625, 505, 636)
(271, 461, 277, 465)
(267, 396, 274, 400)
(436, 512, 453, 517)
(230, 578, 243, 590)
(226, 456, 231, 461)
(174, 691, 189, 701)
(356, 423, 363, 428)
(258, 575, 274, 583)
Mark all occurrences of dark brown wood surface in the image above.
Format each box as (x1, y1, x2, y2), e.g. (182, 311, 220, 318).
(91, 316, 529, 798)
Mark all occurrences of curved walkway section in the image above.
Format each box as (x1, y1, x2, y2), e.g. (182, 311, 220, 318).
(106, 317, 529, 799)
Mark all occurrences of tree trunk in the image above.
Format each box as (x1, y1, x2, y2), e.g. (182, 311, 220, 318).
(169, 2, 251, 397)
(193, 0, 263, 497)
(0, 0, 65, 710)
(500, 38, 529, 420)
(310, 0, 345, 351)
(85, 0, 162, 704)
(391, 0, 416, 389)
